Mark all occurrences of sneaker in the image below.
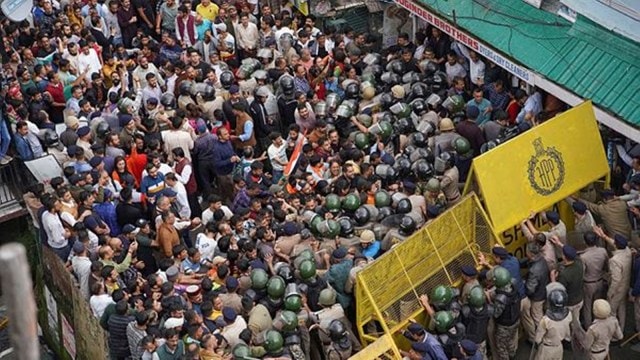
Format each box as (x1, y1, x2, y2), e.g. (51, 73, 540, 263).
(0, 156, 12, 165)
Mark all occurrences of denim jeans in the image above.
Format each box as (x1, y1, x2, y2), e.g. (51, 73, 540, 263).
(0, 115, 11, 158)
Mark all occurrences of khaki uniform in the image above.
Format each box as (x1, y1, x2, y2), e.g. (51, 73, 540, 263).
(460, 279, 480, 304)
(575, 210, 597, 234)
(521, 297, 545, 342)
(544, 221, 567, 260)
(584, 198, 632, 240)
(248, 303, 272, 343)
(581, 246, 609, 327)
(533, 313, 572, 360)
(381, 229, 409, 251)
(521, 225, 558, 271)
(608, 247, 632, 330)
(218, 292, 243, 314)
(584, 316, 623, 360)
(440, 167, 461, 205)
(274, 234, 302, 257)
(431, 131, 459, 157)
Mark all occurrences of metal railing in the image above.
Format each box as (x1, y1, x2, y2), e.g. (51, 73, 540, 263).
(0, 160, 29, 221)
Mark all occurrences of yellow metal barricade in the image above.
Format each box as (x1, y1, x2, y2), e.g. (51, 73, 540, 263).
(354, 193, 502, 357)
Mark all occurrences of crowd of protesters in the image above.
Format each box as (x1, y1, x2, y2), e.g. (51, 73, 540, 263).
(3, 0, 640, 359)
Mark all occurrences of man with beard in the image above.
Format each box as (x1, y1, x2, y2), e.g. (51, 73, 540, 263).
(187, 49, 211, 83)
(117, 0, 138, 48)
(132, 56, 165, 89)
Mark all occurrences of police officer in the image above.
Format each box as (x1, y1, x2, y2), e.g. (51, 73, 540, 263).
(489, 266, 521, 360)
(585, 299, 623, 360)
(381, 215, 416, 251)
(424, 178, 447, 209)
(532, 286, 572, 360)
(594, 226, 632, 330)
(460, 286, 492, 359)
(478, 246, 525, 298)
(576, 189, 633, 242)
(522, 210, 567, 261)
(550, 244, 584, 326)
(460, 265, 480, 302)
(325, 319, 361, 360)
(521, 242, 550, 344)
(433, 310, 465, 358)
(43, 129, 70, 165)
(435, 152, 461, 206)
(580, 231, 609, 327)
(431, 117, 460, 157)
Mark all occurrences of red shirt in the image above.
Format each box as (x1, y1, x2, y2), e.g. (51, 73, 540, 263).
(46, 82, 65, 104)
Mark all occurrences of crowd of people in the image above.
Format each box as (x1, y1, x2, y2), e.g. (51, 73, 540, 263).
(2, 0, 640, 359)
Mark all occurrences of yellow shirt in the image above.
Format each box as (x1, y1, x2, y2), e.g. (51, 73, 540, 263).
(196, 3, 219, 22)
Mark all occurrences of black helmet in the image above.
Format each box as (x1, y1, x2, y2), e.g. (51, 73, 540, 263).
(394, 156, 412, 178)
(275, 263, 294, 283)
(381, 72, 401, 86)
(379, 93, 394, 110)
(200, 83, 216, 101)
(548, 288, 568, 310)
(412, 159, 434, 181)
(279, 75, 295, 96)
(328, 320, 350, 348)
(338, 217, 355, 237)
(421, 60, 439, 75)
(179, 81, 193, 96)
(160, 92, 176, 109)
(411, 98, 427, 116)
(431, 72, 447, 92)
(345, 82, 359, 100)
(388, 60, 405, 75)
(410, 82, 430, 100)
(43, 129, 59, 147)
(377, 206, 394, 220)
(394, 117, 415, 135)
(410, 132, 427, 148)
(396, 198, 412, 214)
(219, 71, 234, 90)
(399, 215, 417, 235)
(434, 152, 456, 175)
(96, 121, 111, 139)
(353, 206, 371, 226)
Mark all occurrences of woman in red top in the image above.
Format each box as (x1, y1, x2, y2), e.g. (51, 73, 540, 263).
(44, 72, 66, 123)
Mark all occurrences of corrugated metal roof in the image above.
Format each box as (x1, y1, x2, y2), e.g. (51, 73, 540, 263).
(416, 0, 640, 127)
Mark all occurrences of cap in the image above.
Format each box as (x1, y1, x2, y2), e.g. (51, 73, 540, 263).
(571, 201, 587, 214)
(186, 285, 200, 296)
(119, 114, 134, 128)
(147, 97, 158, 105)
(407, 323, 424, 334)
(135, 219, 149, 228)
(226, 276, 239, 289)
(403, 180, 416, 192)
(229, 84, 240, 94)
(90, 142, 103, 151)
(64, 115, 80, 128)
(215, 22, 227, 32)
(166, 266, 179, 278)
(212, 256, 227, 266)
(122, 224, 140, 235)
(391, 85, 405, 99)
(614, 234, 628, 248)
(283, 222, 298, 236)
(265, 37, 277, 46)
(426, 205, 441, 218)
(601, 189, 615, 198)
(222, 307, 237, 322)
(360, 230, 375, 244)
(491, 246, 509, 259)
(69, 174, 83, 185)
(332, 247, 347, 259)
(89, 156, 103, 168)
(562, 245, 577, 260)
(67, 145, 78, 157)
(163, 188, 178, 197)
(164, 317, 185, 329)
(461, 265, 478, 277)
(196, 120, 207, 134)
(77, 126, 91, 137)
(72, 241, 85, 254)
(466, 105, 479, 119)
(460, 339, 478, 355)
(411, 341, 429, 353)
(545, 211, 560, 224)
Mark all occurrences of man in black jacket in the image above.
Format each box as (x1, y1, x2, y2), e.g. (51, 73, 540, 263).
(108, 300, 135, 359)
(521, 242, 550, 343)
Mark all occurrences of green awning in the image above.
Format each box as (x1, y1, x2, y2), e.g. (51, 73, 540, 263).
(414, 0, 640, 127)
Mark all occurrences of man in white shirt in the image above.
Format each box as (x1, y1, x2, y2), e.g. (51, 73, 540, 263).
(201, 194, 233, 225)
(142, 73, 163, 104)
(267, 131, 288, 182)
(132, 56, 165, 89)
(195, 223, 217, 261)
(42, 196, 71, 260)
(62, 42, 82, 73)
(77, 40, 103, 82)
(165, 173, 190, 219)
(445, 52, 467, 85)
(457, 44, 486, 87)
(71, 241, 93, 300)
(236, 12, 259, 58)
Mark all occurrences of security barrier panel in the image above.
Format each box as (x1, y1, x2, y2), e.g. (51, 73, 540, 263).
(354, 193, 502, 357)
(464, 101, 609, 235)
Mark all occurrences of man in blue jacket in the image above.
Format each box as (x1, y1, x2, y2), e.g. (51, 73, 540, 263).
(212, 127, 240, 203)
